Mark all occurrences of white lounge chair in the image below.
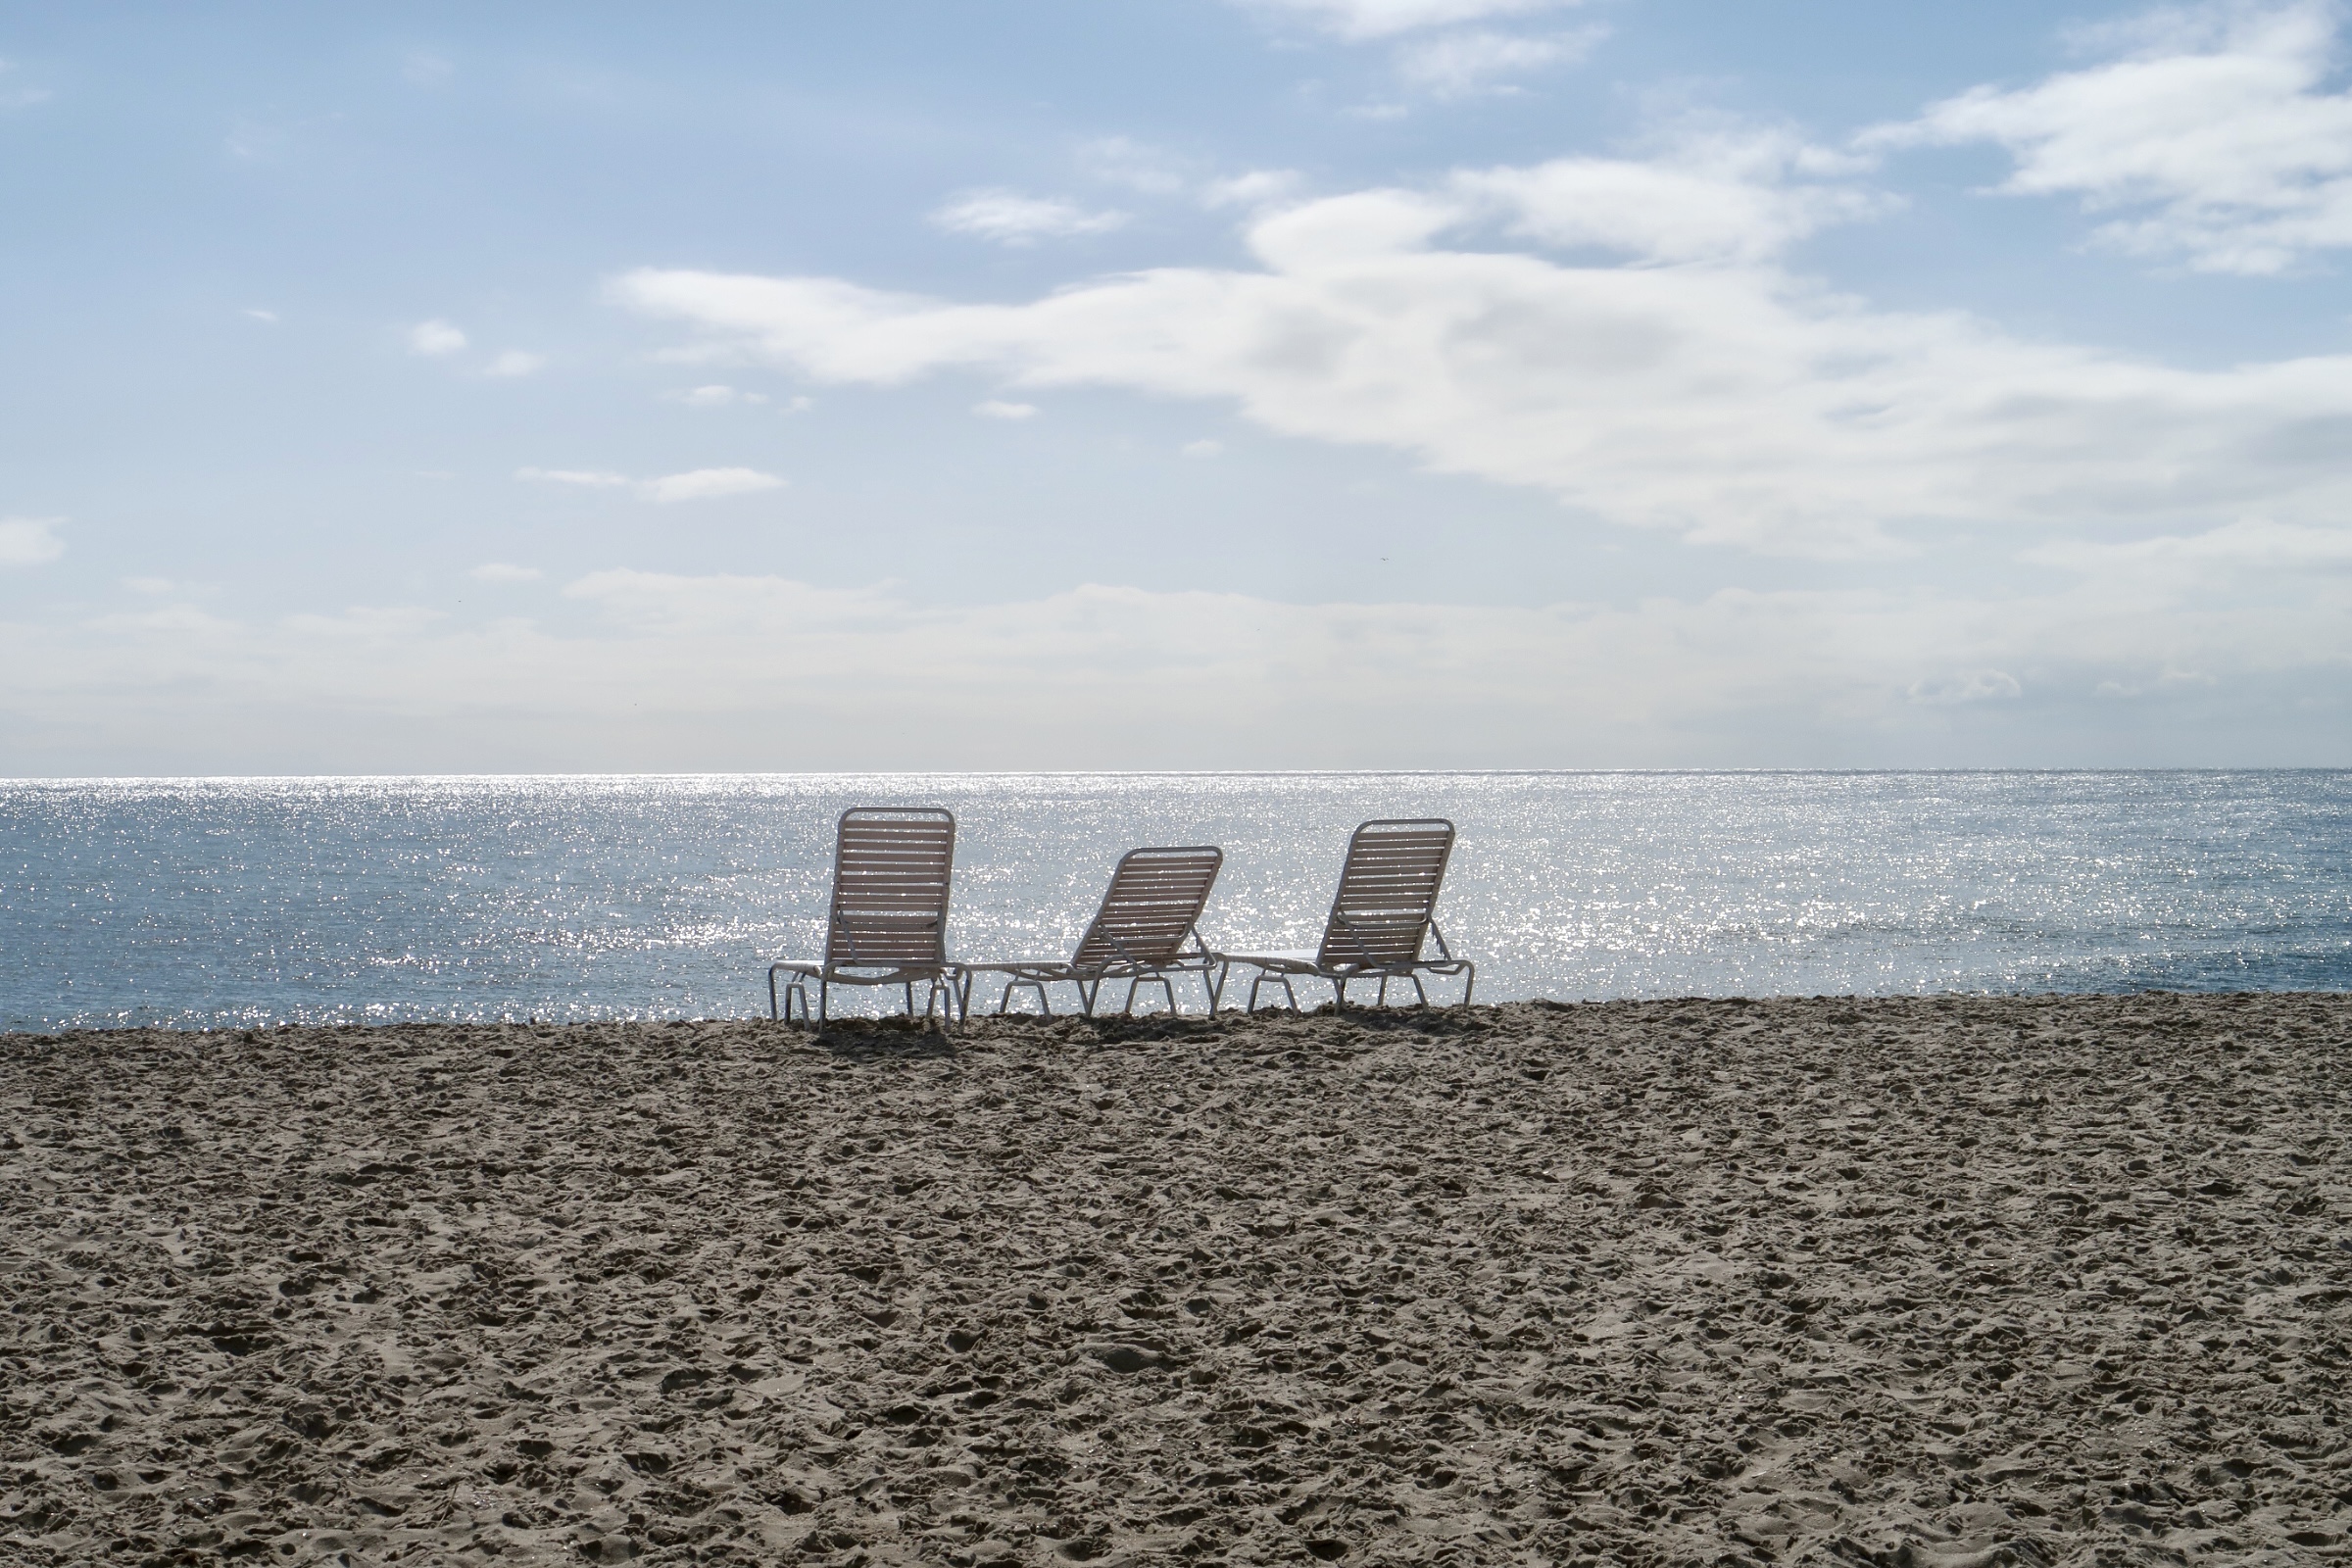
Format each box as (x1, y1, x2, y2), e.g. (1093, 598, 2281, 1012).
(767, 808, 959, 1028)
(1216, 818, 1473, 1011)
(956, 845, 1225, 1017)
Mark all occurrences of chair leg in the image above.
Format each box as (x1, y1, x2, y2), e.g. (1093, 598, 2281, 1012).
(768, 967, 782, 1021)
(1461, 963, 1475, 1006)
(1410, 975, 1430, 1006)
(1124, 976, 1176, 1016)
(1246, 972, 1303, 1013)
(1376, 976, 1389, 1007)
(998, 979, 1052, 1017)
(1206, 961, 1226, 1013)
(1334, 976, 1348, 1011)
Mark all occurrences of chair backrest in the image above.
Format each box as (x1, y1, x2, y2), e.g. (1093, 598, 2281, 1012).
(1070, 846, 1224, 972)
(1315, 819, 1455, 969)
(821, 808, 956, 969)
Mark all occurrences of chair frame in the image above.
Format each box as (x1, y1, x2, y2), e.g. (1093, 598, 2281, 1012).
(956, 846, 1227, 1019)
(1219, 819, 1475, 1012)
(766, 807, 960, 1030)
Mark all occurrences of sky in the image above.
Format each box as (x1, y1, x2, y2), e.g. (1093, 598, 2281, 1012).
(3, 0, 2351, 772)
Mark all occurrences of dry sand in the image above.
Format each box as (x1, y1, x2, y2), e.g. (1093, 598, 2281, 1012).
(4, 994, 2349, 1567)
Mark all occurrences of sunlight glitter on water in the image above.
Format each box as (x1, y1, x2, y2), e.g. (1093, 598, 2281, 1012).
(2, 771, 2346, 1029)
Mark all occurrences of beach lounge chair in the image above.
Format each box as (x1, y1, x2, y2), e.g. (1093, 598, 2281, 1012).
(1216, 818, 1474, 1011)
(956, 846, 1226, 1017)
(767, 807, 960, 1028)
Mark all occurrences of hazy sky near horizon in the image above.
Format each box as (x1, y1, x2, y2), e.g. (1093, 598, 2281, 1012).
(4, 0, 2351, 772)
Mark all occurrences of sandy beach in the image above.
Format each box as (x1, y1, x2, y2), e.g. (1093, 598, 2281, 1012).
(4, 993, 2348, 1566)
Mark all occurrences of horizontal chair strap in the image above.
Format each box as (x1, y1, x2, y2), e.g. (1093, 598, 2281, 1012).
(958, 956, 1220, 980)
(771, 960, 955, 983)
(1216, 954, 1466, 977)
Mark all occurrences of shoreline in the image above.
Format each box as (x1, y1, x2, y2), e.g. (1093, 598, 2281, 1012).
(11, 985, 2348, 1038)
(7, 994, 2348, 1564)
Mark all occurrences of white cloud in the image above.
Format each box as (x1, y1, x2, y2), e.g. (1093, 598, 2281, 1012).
(1077, 136, 1191, 196)
(616, 132, 2352, 560)
(1077, 139, 1306, 213)
(244, 308, 279, 324)
(1182, 439, 1224, 457)
(123, 576, 176, 596)
(1865, 1, 2352, 273)
(670, 384, 740, 407)
(931, 189, 1129, 245)
(0, 516, 65, 566)
(279, 605, 450, 641)
(2095, 669, 2218, 699)
(637, 466, 784, 503)
(1395, 25, 1605, 96)
(468, 563, 544, 583)
(1459, 129, 1886, 261)
(514, 466, 784, 502)
(1202, 170, 1306, 209)
(408, 318, 467, 357)
(1908, 669, 2024, 705)
(402, 51, 455, 88)
(80, 604, 243, 639)
(1246, 0, 1585, 41)
(483, 350, 544, 377)
(0, 57, 51, 110)
(974, 399, 1039, 419)
(516, 466, 631, 488)
(5, 559, 2347, 767)
(223, 120, 279, 162)
(2026, 514, 2352, 585)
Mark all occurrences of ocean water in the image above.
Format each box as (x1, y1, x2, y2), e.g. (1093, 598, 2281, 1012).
(1, 772, 2345, 1031)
